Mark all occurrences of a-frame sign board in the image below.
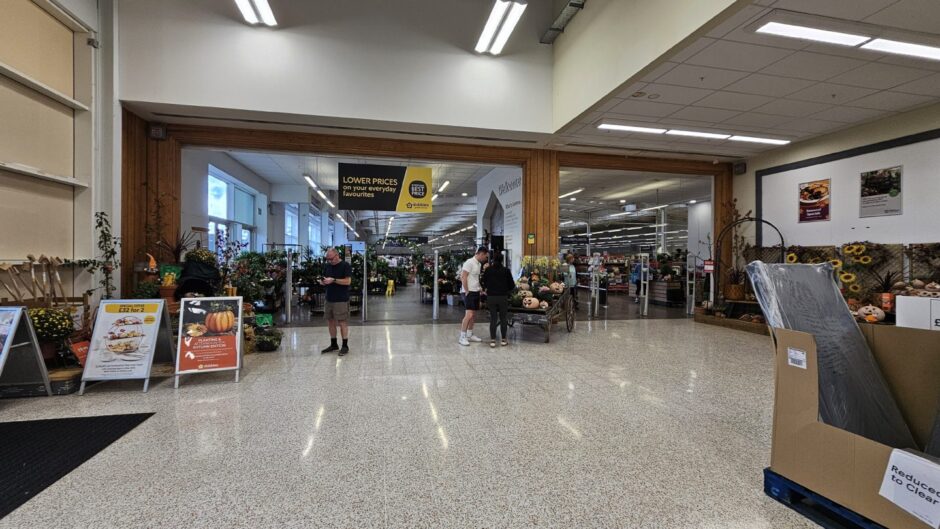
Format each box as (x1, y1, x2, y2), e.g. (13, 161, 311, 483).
(0, 307, 52, 397)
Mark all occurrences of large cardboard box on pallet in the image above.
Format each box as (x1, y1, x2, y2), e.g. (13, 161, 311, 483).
(771, 324, 940, 529)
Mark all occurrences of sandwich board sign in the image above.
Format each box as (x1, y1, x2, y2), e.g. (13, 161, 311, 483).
(79, 299, 174, 394)
(175, 297, 243, 388)
(0, 307, 52, 397)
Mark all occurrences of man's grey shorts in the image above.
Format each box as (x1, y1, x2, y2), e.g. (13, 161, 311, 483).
(325, 301, 349, 321)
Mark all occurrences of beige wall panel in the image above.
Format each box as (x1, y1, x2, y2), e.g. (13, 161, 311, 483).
(0, 0, 74, 96)
(0, 76, 74, 176)
(0, 169, 73, 260)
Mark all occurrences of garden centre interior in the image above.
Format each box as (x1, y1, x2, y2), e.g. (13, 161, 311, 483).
(2, 0, 940, 528)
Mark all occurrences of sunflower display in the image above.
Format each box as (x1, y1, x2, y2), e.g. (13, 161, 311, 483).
(842, 244, 858, 255)
(829, 259, 843, 269)
(840, 272, 857, 284)
(858, 255, 873, 265)
(848, 283, 862, 293)
(786, 253, 798, 263)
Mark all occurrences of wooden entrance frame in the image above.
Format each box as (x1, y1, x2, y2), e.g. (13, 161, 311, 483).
(121, 109, 732, 293)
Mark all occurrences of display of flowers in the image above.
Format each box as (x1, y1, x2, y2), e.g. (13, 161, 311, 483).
(27, 308, 75, 343)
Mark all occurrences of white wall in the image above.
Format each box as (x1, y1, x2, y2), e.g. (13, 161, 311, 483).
(687, 201, 713, 261)
(117, 0, 553, 133)
(477, 167, 523, 278)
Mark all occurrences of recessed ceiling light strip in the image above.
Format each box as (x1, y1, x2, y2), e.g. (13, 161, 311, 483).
(489, 2, 527, 55)
(756, 21, 869, 46)
(598, 123, 789, 146)
(861, 38, 940, 61)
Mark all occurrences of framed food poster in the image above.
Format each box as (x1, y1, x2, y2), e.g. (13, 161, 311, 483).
(798, 178, 831, 223)
(0, 307, 52, 397)
(860, 165, 902, 218)
(175, 297, 243, 388)
(80, 300, 174, 394)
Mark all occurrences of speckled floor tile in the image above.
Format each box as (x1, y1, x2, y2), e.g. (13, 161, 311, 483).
(0, 320, 819, 528)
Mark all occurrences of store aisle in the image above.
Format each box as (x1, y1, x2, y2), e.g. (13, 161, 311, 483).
(284, 283, 467, 327)
(0, 321, 816, 528)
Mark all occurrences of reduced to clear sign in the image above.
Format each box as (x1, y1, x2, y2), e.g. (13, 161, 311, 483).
(879, 449, 940, 528)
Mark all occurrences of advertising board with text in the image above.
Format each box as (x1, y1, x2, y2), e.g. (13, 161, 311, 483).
(0, 306, 51, 396)
(338, 163, 432, 213)
(81, 300, 173, 386)
(798, 178, 830, 223)
(176, 297, 242, 376)
(860, 165, 903, 218)
(0, 307, 23, 372)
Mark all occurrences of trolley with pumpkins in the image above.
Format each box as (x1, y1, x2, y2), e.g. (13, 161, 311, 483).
(507, 277, 575, 343)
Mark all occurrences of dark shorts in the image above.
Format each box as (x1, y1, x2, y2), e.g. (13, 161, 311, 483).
(464, 292, 481, 311)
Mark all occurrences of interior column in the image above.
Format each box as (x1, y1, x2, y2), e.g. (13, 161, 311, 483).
(523, 150, 559, 256)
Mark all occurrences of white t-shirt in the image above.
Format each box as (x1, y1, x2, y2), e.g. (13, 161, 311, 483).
(461, 257, 482, 293)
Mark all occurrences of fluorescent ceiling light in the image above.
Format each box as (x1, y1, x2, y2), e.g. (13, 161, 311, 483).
(489, 2, 527, 55)
(666, 129, 730, 140)
(234, 0, 258, 24)
(252, 0, 277, 26)
(689, 199, 697, 204)
(439, 180, 450, 192)
(861, 38, 940, 62)
(475, 0, 511, 53)
(461, 192, 468, 197)
(432, 193, 439, 201)
(569, 197, 577, 202)
(641, 204, 668, 211)
(326, 199, 336, 209)
(598, 124, 667, 134)
(619, 199, 626, 203)
(316, 189, 327, 200)
(729, 135, 791, 145)
(756, 21, 869, 46)
(304, 175, 317, 188)
(558, 188, 584, 199)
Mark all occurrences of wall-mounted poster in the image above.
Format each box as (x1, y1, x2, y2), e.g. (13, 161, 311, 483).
(175, 297, 243, 387)
(338, 163, 433, 213)
(860, 166, 902, 218)
(798, 178, 831, 223)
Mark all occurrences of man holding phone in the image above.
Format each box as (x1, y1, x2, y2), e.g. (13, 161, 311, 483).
(320, 248, 352, 356)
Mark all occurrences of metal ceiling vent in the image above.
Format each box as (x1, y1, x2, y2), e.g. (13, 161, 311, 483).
(540, 1, 586, 44)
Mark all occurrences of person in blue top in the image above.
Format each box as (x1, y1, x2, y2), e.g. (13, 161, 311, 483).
(319, 248, 352, 356)
(564, 253, 579, 310)
(631, 259, 642, 303)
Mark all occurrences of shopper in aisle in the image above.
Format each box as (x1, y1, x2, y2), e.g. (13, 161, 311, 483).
(458, 246, 489, 346)
(564, 253, 579, 310)
(481, 253, 514, 347)
(319, 248, 352, 356)
(631, 259, 642, 303)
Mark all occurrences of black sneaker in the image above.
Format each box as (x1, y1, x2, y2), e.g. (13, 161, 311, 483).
(321, 344, 339, 354)
(338, 345, 349, 357)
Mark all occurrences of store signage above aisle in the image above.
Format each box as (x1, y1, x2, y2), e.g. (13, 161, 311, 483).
(0, 307, 51, 397)
(860, 166, 903, 218)
(560, 236, 590, 246)
(879, 449, 940, 528)
(80, 300, 174, 394)
(338, 163, 432, 213)
(175, 297, 243, 388)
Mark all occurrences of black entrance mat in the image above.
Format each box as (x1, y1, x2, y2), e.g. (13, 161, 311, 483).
(0, 413, 154, 519)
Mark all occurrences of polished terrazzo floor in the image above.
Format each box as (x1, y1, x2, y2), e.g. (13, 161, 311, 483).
(0, 320, 818, 528)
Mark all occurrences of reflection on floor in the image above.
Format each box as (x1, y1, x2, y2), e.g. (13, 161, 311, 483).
(280, 284, 690, 327)
(1, 320, 816, 528)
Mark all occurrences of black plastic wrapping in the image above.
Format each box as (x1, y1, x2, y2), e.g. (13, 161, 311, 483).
(747, 261, 917, 449)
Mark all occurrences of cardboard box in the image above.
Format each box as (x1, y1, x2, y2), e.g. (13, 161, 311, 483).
(897, 296, 940, 331)
(771, 324, 940, 528)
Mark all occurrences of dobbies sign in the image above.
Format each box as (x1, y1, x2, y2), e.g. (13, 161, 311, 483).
(338, 163, 432, 213)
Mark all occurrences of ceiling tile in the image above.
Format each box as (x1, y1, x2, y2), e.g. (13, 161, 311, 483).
(723, 73, 816, 97)
(608, 99, 684, 117)
(787, 83, 878, 104)
(848, 91, 936, 111)
(694, 91, 774, 111)
(706, 5, 768, 38)
(654, 64, 750, 90)
(685, 40, 794, 72)
(863, 0, 940, 34)
(668, 106, 742, 123)
(809, 106, 891, 123)
(773, 118, 845, 133)
(634, 83, 713, 105)
(640, 62, 678, 83)
(594, 98, 624, 113)
(722, 112, 795, 128)
(894, 73, 940, 97)
(754, 98, 832, 117)
(875, 54, 940, 73)
(670, 38, 717, 63)
(769, 0, 899, 20)
(613, 82, 648, 100)
(760, 51, 867, 81)
(827, 62, 933, 90)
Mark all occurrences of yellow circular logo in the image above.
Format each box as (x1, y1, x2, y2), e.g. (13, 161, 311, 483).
(144, 315, 156, 324)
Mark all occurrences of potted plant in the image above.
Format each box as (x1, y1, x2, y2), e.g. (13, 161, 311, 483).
(254, 327, 283, 352)
(66, 212, 121, 299)
(725, 268, 746, 300)
(870, 269, 900, 312)
(27, 307, 75, 364)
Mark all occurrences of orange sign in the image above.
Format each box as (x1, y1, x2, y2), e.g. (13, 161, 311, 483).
(178, 334, 238, 371)
(175, 297, 242, 376)
(70, 340, 90, 366)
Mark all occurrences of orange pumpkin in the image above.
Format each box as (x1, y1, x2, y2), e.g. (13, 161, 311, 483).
(205, 310, 235, 334)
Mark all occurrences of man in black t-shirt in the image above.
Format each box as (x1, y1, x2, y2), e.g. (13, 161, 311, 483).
(320, 248, 352, 356)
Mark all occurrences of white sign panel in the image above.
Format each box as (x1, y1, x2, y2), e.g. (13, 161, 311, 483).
(82, 300, 171, 390)
(879, 449, 940, 528)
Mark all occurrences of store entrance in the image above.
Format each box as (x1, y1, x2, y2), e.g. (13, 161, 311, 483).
(557, 168, 713, 320)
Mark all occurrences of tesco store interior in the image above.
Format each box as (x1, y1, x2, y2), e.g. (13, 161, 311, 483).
(1, 0, 940, 527)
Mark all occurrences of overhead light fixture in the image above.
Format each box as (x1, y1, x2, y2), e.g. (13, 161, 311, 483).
(666, 129, 730, 140)
(598, 124, 667, 134)
(461, 192, 468, 197)
(619, 199, 626, 203)
(432, 193, 439, 202)
(316, 189, 328, 200)
(234, 0, 276, 26)
(439, 180, 450, 192)
(756, 21, 869, 46)
(861, 38, 940, 62)
(729, 135, 791, 145)
(303, 175, 318, 189)
(641, 204, 668, 212)
(326, 199, 336, 209)
(559, 188, 584, 199)
(569, 197, 577, 202)
(476, 0, 527, 55)
(689, 199, 697, 204)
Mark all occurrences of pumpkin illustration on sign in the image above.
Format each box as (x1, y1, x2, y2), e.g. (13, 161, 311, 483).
(205, 303, 236, 334)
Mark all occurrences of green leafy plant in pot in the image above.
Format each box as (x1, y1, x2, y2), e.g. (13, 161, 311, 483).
(254, 327, 283, 352)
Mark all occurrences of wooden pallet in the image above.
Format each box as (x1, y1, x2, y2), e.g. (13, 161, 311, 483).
(764, 468, 888, 529)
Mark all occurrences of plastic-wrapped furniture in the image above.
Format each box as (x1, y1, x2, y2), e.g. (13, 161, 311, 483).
(747, 261, 917, 449)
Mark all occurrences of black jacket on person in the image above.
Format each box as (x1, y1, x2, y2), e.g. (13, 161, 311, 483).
(481, 265, 515, 296)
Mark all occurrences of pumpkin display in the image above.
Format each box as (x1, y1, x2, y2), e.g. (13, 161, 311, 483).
(926, 282, 940, 292)
(518, 290, 533, 299)
(206, 307, 236, 333)
(539, 286, 551, 293)
(522, 297, 540, 309)
(857, 304, 885, 323)
(549, 282, 565, 294)
(539, 300, 549, 310)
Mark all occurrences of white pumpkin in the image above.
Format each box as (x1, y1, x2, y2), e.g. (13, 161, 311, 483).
(857, 304, 885, 322)
(926, 282, 940, 292)
(522, 297, 540, 309)
(549, 282, 565, 294)
(539, 300, 549, 310)
(518, 290, 533, 299)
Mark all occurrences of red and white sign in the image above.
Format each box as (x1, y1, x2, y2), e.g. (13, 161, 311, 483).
(176, 297, 242, 377)
(703, 260, 715, 273)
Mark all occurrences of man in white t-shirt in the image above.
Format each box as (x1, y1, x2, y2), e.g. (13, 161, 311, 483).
(458, 246, 489, 346)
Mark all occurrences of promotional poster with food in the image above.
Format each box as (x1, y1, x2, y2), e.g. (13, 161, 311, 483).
(798, 178, 830, 223)
(82, 301, 166, 381)
(176, 297, 242, 374)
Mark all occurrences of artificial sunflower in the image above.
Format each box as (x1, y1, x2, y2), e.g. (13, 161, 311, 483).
(858, 255, 873, 265)
(829, 259, 843, 269)
(848, 283, 862, 293)
(840, 272, 857, 284)
(785, 253, 798, 263)
(843, 245, 857, 255)
(855, 244, 867, 255)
